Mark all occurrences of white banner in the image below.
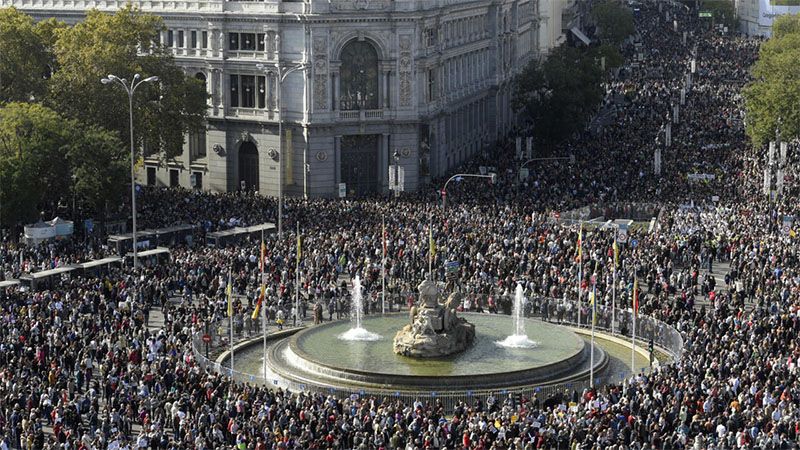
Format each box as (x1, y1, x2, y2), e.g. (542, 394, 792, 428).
(783, 215, 794, 236)
(759, 0, 800, 28)
(764, 168, 771, 195)
(616, 223, 629, 244)
(526, 137, 533, 159)
(389, 166, 405, 192)
(687, 173, 716, 182)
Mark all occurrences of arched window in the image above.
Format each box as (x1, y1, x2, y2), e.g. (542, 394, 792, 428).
(339, 40, 379, 111)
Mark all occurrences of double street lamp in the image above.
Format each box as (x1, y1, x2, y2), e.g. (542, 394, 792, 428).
(100, 73, 159, 268)
(256, 59, 309, 238)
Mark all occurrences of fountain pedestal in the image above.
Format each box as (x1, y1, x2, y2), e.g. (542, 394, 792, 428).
(393, 280, 475, 358)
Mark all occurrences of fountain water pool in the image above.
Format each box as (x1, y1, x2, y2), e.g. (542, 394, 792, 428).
(496, 284, 538, 348)
(338, 275, 381, 341)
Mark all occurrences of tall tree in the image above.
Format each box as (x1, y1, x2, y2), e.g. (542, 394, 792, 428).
(0, 102, 127, 228)
(590, 0, 635, 45)
(743, 15, 800, 147)
(0, 103, 71, 225)
(67, 126, 128, 217)
(0, 7, 60, 103)
(512, 45, 605, 144)
(47, 6, 207, 160)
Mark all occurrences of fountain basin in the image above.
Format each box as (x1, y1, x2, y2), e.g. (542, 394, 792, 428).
(264, 313, 607, 392)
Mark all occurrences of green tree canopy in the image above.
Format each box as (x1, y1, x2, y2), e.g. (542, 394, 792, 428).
(0, 102, 127, 228)
(701, 0, 737, 31)
(590, 0, 635, 45)
(743, 15, 800, 147)
(0, 7, 60, 103)
(47, 6, 207, 159)
(512, 45, 605, 144)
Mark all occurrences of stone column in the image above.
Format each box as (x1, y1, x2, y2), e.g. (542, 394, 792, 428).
(380, 133, 390, 191)
(382, 70, 390, 109)
(330, 73, 337, 111)
(334, 135, 341, 186)
(332, 72, 340, 111)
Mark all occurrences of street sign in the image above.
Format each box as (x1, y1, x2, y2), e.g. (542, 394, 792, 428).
(338, 183, 346, 198)
(202, 334, 211, 343)
(699, 11, 712, 18)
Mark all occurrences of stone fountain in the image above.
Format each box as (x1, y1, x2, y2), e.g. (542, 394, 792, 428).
(393, 279, 476, 357)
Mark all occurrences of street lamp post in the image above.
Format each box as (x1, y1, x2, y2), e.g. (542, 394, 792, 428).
(256, 59, 309, 238)
(392, 149, 400, 198)
(441, 173, 497, 210)
(518, 155, 575, 185)
(101, 73, 159, 268)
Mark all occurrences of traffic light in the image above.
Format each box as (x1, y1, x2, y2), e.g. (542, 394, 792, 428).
(648, 339, 654, 353)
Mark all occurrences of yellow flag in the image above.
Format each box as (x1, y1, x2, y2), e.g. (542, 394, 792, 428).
(429, 226, 436, 260)
(252, 284, 265, 320)
(226, 271, 233, 318)
(297, 233, 302, 264)
(577, 225, 583, 261)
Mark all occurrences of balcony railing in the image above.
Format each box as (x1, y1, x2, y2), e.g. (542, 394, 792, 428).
(337, 109, 385, 121)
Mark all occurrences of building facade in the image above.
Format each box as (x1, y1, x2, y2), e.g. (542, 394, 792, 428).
(736, 0, 800, 36)
(6, 0, 565, 197)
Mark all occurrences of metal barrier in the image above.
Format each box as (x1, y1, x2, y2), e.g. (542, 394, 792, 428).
(190, 296, 683, 410)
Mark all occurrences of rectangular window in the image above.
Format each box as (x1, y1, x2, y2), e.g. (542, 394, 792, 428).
(257, 76, 266, 109)
(201, 31, 208, 49)
(257, 33, 265, 51)
(169, 170, 179, 187)
(427, 69, 437, 102)
(240, 75, 255, 108)
(241, 33, 256, 51)
(190, 129, 207, 159)
(229, 74, 239, 108)
(177, 30, 184, 48)
(167, 30, 174, 47)
(229, 33, 239, 51)
(190, 31, 197, 49)
(192, 172, 203, 190)
(146, 167, 156, 186)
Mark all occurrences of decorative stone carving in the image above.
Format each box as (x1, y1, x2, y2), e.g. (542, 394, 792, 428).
(315, 151, 328, 161)
(398, 35, 412, 107)
(313, 36, 328, 110)
(393, 279, 475, 358)
(268, 148, 279, 161)
(331, 0, 389, 11)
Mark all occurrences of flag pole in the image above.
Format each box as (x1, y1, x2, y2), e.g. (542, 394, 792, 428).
(428, 214, 433, 280)
(612, 229, 618, 335)
(228, 267, 234, 373)
(577, 224, 582, 327)
(382, 215, 386, 315)
(295, 222, 300, 327)
(612, 257, 617, 334)
(590, 276, 596, 387)
(261, 230, 267, 381)
(631, 274, 638, 374)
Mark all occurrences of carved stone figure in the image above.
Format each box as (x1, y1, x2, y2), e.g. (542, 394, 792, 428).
(393, 278, 475, 358)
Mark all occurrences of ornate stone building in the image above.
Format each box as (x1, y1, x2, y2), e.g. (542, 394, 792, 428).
(6, 0, 564, 197)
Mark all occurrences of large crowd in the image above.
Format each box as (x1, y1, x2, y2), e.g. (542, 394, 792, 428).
(1, 1, 799, 449)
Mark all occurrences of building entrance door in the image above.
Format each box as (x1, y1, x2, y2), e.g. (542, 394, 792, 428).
(340, 134, 379, 196)
(239, 141, 259, 191)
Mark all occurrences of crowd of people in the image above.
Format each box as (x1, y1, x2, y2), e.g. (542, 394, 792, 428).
(2, 1, 800, 449)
